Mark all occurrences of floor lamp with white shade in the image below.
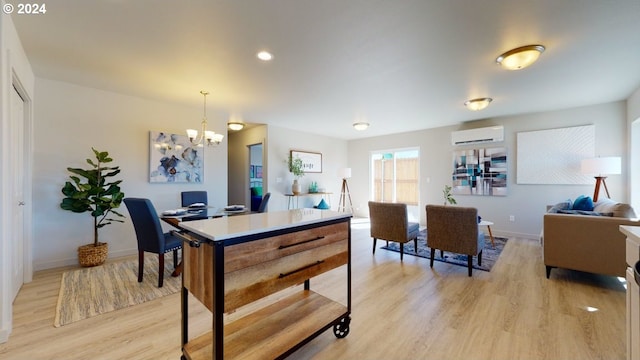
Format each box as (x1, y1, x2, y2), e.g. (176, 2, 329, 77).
(581, 156, 621, 202)
(338, 168, 353, 212)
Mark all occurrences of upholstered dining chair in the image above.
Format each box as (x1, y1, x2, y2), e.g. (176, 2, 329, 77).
(425, 204, 484, 277)
(123, 198, 182, 287)
(181, 191, 208, 220)
(368, 201, 419, 261)
(257, 192, 271, 213)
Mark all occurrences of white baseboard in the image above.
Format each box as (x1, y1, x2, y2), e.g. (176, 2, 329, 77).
(0, 326, 10, 344)
(33, 248, 138, 271)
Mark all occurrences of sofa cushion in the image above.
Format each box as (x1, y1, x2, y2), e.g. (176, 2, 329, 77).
(548, 199, 572, 213)
(594, 198, 637, 218)
(572, 195, 594, 211)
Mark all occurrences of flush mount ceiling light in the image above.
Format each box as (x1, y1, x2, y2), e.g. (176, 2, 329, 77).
(227, 121, 245, 131)
(496, 45, 545, 70)
(256, 51, 273, 61)
(464, 97, 493, 111)
(353, 121, 370, 131)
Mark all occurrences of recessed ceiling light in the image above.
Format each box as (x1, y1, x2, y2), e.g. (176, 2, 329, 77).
(257, 51, 273, 61)
(496, 45, 545, 70)
(464, 98, 493, 111)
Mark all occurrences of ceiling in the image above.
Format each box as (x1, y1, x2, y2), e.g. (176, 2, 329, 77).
(10, 0, 640, 140)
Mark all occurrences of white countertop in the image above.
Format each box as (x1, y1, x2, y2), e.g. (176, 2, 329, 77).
(178, 208, 352, 241)
(622, 225, 640, 247)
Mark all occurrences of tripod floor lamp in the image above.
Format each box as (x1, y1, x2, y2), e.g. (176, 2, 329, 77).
(338, 168, 353, 212)
(581, 156, 621, 202)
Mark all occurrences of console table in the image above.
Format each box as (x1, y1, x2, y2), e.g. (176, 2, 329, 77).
(174, 209, 352, 359)
(284, 192, 332, 209)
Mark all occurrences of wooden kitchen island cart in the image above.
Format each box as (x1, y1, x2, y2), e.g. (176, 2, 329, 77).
(174, 209, 352, 360)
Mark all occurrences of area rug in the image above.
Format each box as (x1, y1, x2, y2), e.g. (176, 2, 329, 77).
(381, 229, 507, 272)
(54, 255, 181, 327)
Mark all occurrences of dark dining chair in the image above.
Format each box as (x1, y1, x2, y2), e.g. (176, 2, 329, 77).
(181, 191, 208, 220)
(257, 192, 271, 213)
(181, 191, 208, 207)
(123, 198, 182, 287)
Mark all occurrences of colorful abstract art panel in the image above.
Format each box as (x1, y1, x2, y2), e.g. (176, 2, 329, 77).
(452, 147, 507, 196)
(149, 131, 204, 183)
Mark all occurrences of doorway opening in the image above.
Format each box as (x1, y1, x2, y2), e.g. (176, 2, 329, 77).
(249, 143, 264, 211)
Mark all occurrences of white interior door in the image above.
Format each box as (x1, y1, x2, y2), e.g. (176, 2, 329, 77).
(11, 85, 25, 301)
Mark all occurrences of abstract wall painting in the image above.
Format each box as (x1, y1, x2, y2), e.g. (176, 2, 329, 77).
(149, 131, 204, 183)
(452, 147, 507, 196)
(516, 125, 594, 184)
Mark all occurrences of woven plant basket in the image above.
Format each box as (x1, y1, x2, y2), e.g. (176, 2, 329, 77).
(78, 242, 108, 267)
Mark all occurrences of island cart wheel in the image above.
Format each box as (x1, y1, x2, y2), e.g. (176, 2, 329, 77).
(333, 316, 351, 338)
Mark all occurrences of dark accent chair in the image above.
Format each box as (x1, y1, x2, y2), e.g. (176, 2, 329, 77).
(181, 191, 208, 220)
(425, 204, 484, 277)
(368, 201, 419, 261)
(257, 192, 271, 213)
(123, 198, 182, 287)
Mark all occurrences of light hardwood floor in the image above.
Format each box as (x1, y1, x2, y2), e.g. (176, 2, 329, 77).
(0, 221, 626, 359)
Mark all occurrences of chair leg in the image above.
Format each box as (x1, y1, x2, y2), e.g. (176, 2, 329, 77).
(400, 243, 404, 261)
(467, 256, 472, 277)
(546, 266, 554, 279)
(430, 248, 435, 268)
(173, 249, 178, 269)
(372, 238, 377, 254)
(478, 250, 483, 266)
(138, 250, 144, 283)
(158, 253, 165, 288)
(413, 238, 418, 253)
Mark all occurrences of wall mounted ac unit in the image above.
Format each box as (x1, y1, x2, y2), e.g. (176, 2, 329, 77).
(451, 125, 504, 145)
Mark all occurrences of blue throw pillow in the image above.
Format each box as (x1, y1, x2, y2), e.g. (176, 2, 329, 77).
(572, 195, 594, 211)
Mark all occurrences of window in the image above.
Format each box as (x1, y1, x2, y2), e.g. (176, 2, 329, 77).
(371, 149, 419, 205)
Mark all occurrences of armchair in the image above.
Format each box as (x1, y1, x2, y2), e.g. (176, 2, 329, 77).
(368, 201, 419, 261)
(425, 205, 484, 277)
(124, 198, 182, 287)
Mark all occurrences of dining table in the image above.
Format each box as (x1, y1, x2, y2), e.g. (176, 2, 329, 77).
(160, 206, 250, 276)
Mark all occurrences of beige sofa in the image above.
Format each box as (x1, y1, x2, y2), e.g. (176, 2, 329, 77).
(543, 198, 639, 278)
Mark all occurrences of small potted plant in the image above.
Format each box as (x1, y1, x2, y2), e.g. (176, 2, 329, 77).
(287, 153, 305, 194)
(60, 148, 126, 267)
(443, 185, 457, 205)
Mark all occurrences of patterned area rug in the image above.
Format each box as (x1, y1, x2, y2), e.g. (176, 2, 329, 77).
(381, 229, 507, 272)
(54, 255, 181, 327)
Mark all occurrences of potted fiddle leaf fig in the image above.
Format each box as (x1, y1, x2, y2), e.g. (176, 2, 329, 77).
(60, 148, 126, 267)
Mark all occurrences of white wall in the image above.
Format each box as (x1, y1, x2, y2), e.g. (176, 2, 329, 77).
(32, 78, 228, 270)
(348, 101, 629, 239)
(1, 8, 35, 343)
(628, 86, 640, 212)
(267, 126, 348, 211)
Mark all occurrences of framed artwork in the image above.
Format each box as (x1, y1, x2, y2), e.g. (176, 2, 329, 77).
(516, 125, 594, 184)
(452, 147, 507, 196)
(149, 131, 204, 183)
(256, 165, 263, 178)
(250, 165, 255, 178)
(291, 150, 322, 173)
